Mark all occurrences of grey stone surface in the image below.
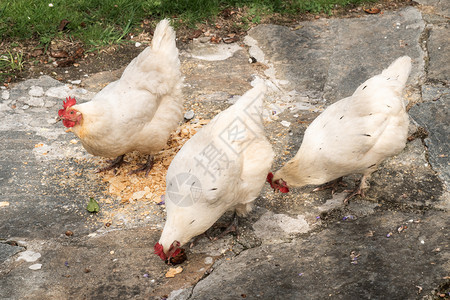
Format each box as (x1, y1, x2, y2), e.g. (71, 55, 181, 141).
(416, 0, 450, 19)
(247, 7, 425, 103)
(191, 211, 449, 300)
(409, 85, 450, 190)
(427, 25, 449, 83)
(0, 4, 449, 300)
(0, 243, 24, 264)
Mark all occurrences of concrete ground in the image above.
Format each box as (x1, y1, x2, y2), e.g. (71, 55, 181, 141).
(1, 1, 449, 299)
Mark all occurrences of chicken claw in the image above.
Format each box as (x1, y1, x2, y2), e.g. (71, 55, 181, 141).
(96, 155, 124, 174)
(213, 213, 239, 241)
(312, 177, 346, 195)
(343, 175, 369, 204)
(129, 155, 154, 176)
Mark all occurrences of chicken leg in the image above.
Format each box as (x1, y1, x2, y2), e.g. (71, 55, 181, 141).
(213, 213, 239, 241)
(312, 177, 346, 195)
(343, 174, 370, 204)
(96, 155, 125, 174)
(129, 155, 154, 176)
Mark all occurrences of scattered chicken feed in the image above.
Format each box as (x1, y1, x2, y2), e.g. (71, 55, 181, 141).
(99, 119, 210, 205)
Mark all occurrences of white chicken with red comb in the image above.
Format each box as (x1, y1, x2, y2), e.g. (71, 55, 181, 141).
(155, 82, 274, 264)
(58, 19, 183, 175)
(267, 56, 412, 203)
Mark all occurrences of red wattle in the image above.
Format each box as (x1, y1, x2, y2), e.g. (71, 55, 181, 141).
(62, 119, 76, 128)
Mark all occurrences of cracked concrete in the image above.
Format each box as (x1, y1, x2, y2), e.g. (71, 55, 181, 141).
(1, 3, 449, 300)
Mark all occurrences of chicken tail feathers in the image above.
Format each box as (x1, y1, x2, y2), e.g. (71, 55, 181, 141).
(151, 19, 177, 56)
(381, 56, 412, 87)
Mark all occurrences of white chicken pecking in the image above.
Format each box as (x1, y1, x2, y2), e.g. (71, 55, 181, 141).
(57, 19, 183, 174)
(154, 83, 274, 263)
(267, 56, 412, 203)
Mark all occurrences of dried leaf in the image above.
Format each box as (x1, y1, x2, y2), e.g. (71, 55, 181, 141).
(165, 266, 183, 278)
(31, 49, 44, 57)
(223, 37, 238, 44)
(58, 19, 70, 31)
(50, 50, 69, 58)
(364, 8, 381, 14)
(55, 58, 75, 67)
(73, 47, 84, 58)
(291, 25, 304, 31)
(190, 29, 203, 39)
(210, 36, 221, 44)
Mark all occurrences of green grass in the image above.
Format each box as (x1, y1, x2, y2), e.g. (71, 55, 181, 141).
(0, 0, 372, 79)
(0, 51, 24, 71)
(1, 0, 371, 44)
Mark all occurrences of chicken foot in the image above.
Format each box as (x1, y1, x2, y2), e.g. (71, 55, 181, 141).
(129, 155, 154, 176)
(96, 155, 125, 174)
(343, 174, 370, 204)
(312, 177, 346, 195)
(213, 213, 239, 241)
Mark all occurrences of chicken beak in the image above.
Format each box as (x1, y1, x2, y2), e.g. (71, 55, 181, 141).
(55, 116, 62, 122)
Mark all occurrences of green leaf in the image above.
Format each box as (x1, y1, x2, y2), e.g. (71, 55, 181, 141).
(86, 197, 99, 213)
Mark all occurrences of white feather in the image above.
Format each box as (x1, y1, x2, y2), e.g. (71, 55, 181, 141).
(158, 83, 274, 251)
(273, 56, 412, 187)
(70, 19, 183, 158)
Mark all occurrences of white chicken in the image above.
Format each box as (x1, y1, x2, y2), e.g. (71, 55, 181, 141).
(58, 19, 183, 174)
(267, 56, 412, 203)
(154, 83, 274, 263)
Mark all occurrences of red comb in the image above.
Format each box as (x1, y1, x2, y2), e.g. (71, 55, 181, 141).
(266, 172, 274, 188)
(267, 172, 273, 183)
(63, 96, 76, 109)
(154, 242, 167, 260)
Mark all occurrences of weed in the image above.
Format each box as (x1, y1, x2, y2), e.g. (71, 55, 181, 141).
(0, 51, 24, 71)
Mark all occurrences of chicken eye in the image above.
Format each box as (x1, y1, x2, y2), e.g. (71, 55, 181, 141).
(69, 111, 74, 114)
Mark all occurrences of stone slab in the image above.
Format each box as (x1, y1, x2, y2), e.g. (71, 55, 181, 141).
(248, 7, 425, 104)
(409, 85, 450, 190)
(427, 25, 450, 83)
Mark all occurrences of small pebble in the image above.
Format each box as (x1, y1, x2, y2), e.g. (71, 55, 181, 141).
(29, 263, 42, 270)
(184, 110, 195, 120)
(1, 90, 10, 100)
(204, 257, 213, 264)
(65, 230, 73, 236)
(280, 120, 291, 127)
